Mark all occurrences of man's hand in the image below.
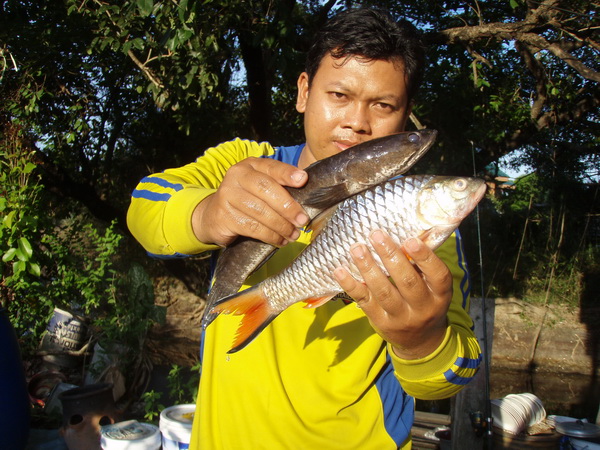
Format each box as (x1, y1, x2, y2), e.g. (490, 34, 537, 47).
(192, 157, 310, 247)
(333, 230, 452, 360)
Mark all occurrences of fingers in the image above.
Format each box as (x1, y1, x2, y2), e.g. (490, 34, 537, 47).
(400, 236, 453, 299)
(193, 158, 310, 247)
(245, 157, 307, 189)
(334, 231, 452, 310)
(232, 159, 309, 229)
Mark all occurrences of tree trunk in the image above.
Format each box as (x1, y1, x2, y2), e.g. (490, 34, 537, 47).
(238, 33, 272, 142)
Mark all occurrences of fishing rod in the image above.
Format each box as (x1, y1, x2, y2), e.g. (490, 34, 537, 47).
(471, 140, 494, 448)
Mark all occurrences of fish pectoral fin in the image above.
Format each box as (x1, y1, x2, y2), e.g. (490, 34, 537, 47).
(305, 204, 340, 238)
(211, 287, 278, 354)
(302, 295, 335, 309)
(303, 184, 351, 210)
(418, 225, 456, 251)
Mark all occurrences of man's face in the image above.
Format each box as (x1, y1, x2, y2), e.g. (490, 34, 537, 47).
(296, 53, 411, 168)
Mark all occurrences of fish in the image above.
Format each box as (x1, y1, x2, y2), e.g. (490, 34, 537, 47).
(202, 130, 438, 328)
(207, 175, 487, 353)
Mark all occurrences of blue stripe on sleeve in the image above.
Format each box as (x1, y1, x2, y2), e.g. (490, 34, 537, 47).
(455, 354, 483, 369)
(443, 353, 482, 385)
(146, 251, 193, 259)
(443, 369, 474, 386)
(141, 176, 183, 191)
(131, 190, 171, 202)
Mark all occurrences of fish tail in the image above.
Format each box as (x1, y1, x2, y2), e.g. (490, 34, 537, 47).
(209, 286, 278, 353)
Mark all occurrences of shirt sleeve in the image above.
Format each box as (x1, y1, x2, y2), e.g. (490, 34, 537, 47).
(389, 231, 482, 400)
(126, 139, 276, 257)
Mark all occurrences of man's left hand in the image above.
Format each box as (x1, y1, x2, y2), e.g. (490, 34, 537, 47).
(333, 230, 452, 359)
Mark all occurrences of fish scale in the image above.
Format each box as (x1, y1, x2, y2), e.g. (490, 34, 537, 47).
(267, 176, 433, 306)
(209, 174, 487, 353)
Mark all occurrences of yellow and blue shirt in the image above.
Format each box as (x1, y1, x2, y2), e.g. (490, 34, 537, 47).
(127, 138, 482, 449)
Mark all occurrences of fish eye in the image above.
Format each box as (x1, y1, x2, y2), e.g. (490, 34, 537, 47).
(407, 133, 419, 143)
(453, 178, 468, 191)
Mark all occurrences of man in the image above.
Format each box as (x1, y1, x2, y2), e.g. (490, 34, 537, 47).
(128, 8, 481, 449)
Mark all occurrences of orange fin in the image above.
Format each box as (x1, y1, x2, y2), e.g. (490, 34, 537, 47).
(305, 204, 340, 239)
(302, 295, 335, 309)
(211, 286, 278, 353)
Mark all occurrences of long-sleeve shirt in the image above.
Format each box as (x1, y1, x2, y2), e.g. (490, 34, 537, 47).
(127, 138, 482, 449)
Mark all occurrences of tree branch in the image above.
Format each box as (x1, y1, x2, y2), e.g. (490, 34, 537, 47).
(515, 41, 548, 121)
(127, 49, 164, 89)
(520, 33, 600, 82)
(425, 0, 600, 83)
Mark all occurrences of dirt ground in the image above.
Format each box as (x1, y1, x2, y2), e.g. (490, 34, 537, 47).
(145, 273, 600, 378)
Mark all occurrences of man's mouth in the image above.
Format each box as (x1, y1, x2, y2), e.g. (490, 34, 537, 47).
(334, 139, 361, 152)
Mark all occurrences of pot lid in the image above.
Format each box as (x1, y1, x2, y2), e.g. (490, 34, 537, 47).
(556, 420, 600, 438)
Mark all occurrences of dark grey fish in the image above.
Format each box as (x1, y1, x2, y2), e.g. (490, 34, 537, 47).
(202, 130, 437, 328)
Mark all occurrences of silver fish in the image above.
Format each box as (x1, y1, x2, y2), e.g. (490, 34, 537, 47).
(203, 130, 438, 328)
(208, 175, 487, 353)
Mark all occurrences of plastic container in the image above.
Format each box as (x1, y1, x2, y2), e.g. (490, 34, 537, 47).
(39, 307, 88, 368)
(491, 392, 546, 435)
(100, 420, 161, 449)
(160, 404, 196, 450)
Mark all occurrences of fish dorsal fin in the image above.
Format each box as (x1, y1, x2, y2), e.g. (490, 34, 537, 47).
(305, 203, 340, 240)
(302, 184, 351, 210)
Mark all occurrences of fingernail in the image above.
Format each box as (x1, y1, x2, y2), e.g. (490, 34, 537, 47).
(295, 213, 309, 227)
(404, 237, 421, 252)
(370, 229, 385, 245)
(351, 244, 366, 259)
(290, 229, 301, 241)
(291, 171, 306, 184)
(333, 267, 347, 280)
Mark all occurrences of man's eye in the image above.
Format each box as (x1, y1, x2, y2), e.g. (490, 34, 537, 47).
(330, 91, 346, 99)
(376, 102, 394, 111)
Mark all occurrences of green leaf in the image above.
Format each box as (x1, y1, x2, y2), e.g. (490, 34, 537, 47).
(15, 248, 27, 262)
(18, 237, 33, 259)
(3, 210, 16, 228)
(28, 262, 41, 277)
(2, 248, 17, 263)
(13, 259, 26, 275)
(23, 162, 36, 174)
(137, 0, 154, 17)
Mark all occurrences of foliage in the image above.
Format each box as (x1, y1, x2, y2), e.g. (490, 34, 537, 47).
(141, 361, 201, 423)
(41, 218, 123, 315)
(0, 130, 43, 298)
(463, 171, 599, 304)
(0, 125, 53, 352)
(141, 389, 165, 423)
(41, 215, 164, 340)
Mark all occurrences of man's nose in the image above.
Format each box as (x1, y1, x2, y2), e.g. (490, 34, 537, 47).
(342, 103, 371, 134)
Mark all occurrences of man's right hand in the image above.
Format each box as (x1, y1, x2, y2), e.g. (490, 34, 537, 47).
(192, 157, 309, 247)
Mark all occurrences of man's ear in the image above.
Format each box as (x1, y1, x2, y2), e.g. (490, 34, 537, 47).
(296, 72, 309, 113)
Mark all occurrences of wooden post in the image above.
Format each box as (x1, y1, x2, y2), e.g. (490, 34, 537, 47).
(451, 297, 495, 450)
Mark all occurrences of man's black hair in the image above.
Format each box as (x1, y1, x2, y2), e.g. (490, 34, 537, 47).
(305, 8, 425, 103)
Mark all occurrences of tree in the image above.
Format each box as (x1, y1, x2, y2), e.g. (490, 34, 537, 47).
(0, 0, 597, 305)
